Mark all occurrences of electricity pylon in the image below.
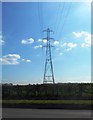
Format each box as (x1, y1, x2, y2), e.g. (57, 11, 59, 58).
(43, 28, 55, 84)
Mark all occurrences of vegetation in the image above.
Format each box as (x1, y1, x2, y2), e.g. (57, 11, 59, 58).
(2, 83, 93, 100)
(2, 100, 93, 105)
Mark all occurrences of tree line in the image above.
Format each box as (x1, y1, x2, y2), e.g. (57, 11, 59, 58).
(2, 83, 93, 100)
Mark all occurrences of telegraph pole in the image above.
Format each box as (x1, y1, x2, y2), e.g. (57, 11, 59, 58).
(43, 28, 55, 84)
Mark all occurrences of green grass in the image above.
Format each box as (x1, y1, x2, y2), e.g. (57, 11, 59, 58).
(2, 100, 93, 105)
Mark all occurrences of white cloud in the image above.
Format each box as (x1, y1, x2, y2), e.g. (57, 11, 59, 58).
(22, 59, 31, 63)
(60, 42, 77, 52)
(81, 43, 90, 48)
(21, 38, 34, 44)
(38, 39, 42, 42)
(0, 54, 31, 65)
(0, 34, 5, 46)
(34, 45, 42, 49)
(22, 59, 25, 61)
(0, 54, 21, 65)
(37, 38, 47, 43)
(34, 46, 39, 49)
(73, 31, 91, 47)
(66, 48, 72, 51)
(38, 38, 47, 43)
(43, 39, 47, 43)
(73, 32, 82, 38)
(59, 52, 63, 55)
(61, 42, 77, 48)
(61, 43, 67, 47)
(67, 42, 77, 48)
(53, 41, 59, 45)
(65, 43, 77, 52)
(26, 59, 31, 62)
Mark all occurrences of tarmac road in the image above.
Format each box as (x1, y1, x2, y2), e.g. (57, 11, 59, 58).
(2, 108, 93, 118)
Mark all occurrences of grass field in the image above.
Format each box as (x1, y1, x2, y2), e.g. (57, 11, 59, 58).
(2, 100, 93, 105)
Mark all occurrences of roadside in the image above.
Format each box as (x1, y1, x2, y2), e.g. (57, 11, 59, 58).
(2, 100, 93, 110)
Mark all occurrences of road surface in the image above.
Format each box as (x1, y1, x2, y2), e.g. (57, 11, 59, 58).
(2, 108, 93, 118)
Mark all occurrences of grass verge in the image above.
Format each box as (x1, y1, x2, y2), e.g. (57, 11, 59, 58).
(2, 100, 93, 105)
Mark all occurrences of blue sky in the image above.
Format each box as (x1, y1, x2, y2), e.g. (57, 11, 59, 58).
(0, 2, 91, 84)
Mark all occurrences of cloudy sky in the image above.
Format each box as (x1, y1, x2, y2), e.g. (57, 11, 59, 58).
(0, 2, 91, 84)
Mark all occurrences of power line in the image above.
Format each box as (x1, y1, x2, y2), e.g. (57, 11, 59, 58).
(38, 1, 44, 37)
(51, 2, 66, 40)
(37, 1, 45, 75)
(58, 2, 72, 40)
(38, 2, 42, 37)
(51, 2, 61, 31)
(55, 2, 65, 36)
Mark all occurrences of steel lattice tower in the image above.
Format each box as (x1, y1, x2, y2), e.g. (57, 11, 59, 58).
(43, 28, 55, 84)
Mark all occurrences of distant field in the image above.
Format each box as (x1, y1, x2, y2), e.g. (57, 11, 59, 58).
(2, 100, 93, 105)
